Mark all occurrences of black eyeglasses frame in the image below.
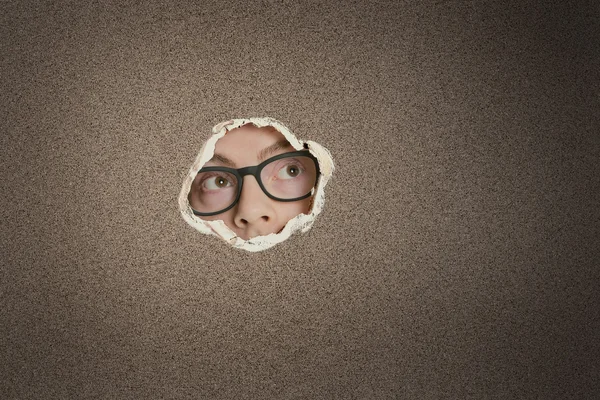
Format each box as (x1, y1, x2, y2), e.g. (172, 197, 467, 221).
(190, 150, 320, 217)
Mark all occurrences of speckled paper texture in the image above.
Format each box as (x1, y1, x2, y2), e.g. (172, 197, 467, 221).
(178, 117, 335, 252)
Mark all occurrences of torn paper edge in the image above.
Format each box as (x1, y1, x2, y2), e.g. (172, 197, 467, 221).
(178, 117, 335, 252)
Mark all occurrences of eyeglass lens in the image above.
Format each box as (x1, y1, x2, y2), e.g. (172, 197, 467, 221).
(190, 155, 317, 214)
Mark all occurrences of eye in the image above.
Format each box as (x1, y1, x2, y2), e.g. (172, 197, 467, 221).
(203, 175, 233, 190)
(277, 163, 304, 180)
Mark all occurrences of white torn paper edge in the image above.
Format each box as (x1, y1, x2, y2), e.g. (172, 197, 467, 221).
(178, 117, 335, 252)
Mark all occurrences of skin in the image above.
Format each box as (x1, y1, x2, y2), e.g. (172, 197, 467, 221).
(188, 124, 313, 240)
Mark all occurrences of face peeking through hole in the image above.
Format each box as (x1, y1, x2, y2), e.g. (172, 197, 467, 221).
(187, 124, 318, 241)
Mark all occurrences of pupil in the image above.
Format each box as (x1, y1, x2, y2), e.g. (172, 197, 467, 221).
(217, 177, 227, 187)
(288, 166, 298, 176)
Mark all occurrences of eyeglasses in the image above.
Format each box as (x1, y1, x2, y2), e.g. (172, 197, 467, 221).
(189, 150, 320, 216)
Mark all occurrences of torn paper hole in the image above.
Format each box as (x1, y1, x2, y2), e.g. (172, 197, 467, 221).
(178, 117, 335, 252)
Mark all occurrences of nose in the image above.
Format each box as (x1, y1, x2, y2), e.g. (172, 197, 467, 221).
(233, 175, 276, 237)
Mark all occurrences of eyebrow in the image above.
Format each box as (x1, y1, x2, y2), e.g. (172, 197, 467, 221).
(208, 140, 294, 168)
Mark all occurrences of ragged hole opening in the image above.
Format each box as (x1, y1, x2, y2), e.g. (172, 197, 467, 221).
(187, 123, 320, 242)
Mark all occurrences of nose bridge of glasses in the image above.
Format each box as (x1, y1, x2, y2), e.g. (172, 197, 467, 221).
(236, 165, 264, 192)
(237, 165, 261, 179)
(235, 170, 273, 207)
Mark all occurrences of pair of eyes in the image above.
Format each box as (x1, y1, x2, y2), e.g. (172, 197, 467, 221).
(202, 162, 305, 191)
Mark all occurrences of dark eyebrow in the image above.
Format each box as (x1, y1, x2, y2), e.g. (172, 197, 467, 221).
(257, 140, 294, 162)
(208, 153, 236, 167)
(208, 140, 293, 168)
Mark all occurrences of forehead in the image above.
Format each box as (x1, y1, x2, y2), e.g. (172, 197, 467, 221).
(214, 124, 287, 153)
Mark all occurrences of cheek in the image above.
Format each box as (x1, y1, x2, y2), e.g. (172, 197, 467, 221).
(283, 197, 312, 217)
(303, 197, 312, 213)
(199, 211, 235, 223)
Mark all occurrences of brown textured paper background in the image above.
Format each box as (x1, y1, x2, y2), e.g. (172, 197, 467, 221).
(2, 1, 599, 398)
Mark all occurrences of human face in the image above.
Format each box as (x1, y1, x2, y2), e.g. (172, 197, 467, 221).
(188, 124, 315, 240)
